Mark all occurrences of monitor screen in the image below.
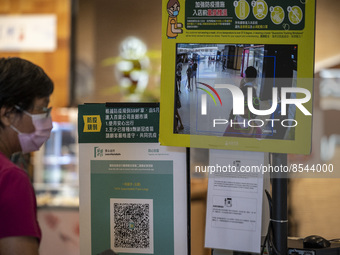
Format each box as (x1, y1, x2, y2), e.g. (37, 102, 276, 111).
(160, 0, 315, 155)
(174, 43, 298, 140)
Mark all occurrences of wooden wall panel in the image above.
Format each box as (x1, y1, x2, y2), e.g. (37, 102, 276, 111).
(0, 0, 71, 107)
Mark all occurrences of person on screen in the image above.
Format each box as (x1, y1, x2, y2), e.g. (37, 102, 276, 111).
(174, 89, 184, 133)
(224, 86, 262, 138)
(192, 60, 198, 88)
(227, 66, 259, 127)
(223, 107, 262, 138)
(240, 66, 257, 90)
(176, 60, 182, 93)
(0, 57, 54, 255)
(222, 56, 227, 71)
(186, 62, 193, 91)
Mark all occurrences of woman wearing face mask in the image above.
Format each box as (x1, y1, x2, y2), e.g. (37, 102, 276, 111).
(166, 0, 183, 39)
(0, 57, 54, 255)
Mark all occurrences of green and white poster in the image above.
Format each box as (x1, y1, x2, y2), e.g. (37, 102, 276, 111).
(78, 103, 188, 255)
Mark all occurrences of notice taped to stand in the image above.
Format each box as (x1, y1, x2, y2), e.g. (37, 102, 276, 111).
(160, 0, 316, 154)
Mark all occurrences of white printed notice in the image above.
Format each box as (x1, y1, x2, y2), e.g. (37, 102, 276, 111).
(205, 150, 265, 253)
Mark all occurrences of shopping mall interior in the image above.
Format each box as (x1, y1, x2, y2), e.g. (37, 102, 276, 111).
(1, 0, 340, 254)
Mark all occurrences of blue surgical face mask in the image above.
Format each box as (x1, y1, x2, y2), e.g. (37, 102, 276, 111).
(173, 11, 179, 16)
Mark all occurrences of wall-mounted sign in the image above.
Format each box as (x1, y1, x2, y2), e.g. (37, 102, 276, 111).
(160, 0, 316, 154)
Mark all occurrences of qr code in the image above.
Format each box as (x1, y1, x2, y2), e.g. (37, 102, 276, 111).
(110, 199, 154, 254)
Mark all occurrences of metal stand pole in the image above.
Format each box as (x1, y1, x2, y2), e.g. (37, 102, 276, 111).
(271, 153, 288, 255)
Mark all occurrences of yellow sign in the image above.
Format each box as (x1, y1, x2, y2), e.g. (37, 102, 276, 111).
(160, 0, 316, 155)
(288, 6, 303, 25)
(253, 0, 268, 20)
(234, 0, 250, 20)
(83, 115, 102, 132)
(270, 6, 285, 25)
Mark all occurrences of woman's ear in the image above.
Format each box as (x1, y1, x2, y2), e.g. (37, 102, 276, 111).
(0, 107, 14, 127)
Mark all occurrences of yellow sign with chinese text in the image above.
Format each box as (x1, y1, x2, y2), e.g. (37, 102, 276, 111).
(83, 115, 102, 132)
(160, 0, 316, 154)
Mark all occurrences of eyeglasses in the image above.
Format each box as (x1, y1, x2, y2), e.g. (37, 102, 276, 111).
(38, 106, 52, 118)
(15, 105, 52, 118)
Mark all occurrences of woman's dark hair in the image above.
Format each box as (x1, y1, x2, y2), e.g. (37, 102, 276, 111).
(0, 57, 54, 111)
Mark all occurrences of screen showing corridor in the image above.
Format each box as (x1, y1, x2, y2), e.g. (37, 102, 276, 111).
(173, 43, 300, 141)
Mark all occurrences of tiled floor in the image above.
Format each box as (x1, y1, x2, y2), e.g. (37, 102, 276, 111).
(176, 59, 243, 136)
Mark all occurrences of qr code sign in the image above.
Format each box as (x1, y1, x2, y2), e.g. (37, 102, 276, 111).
(110, 199, 154, 254)
(114, 203, 150, 248)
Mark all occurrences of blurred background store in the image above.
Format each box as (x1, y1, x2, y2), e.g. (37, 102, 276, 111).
(1, 0, 340, 254)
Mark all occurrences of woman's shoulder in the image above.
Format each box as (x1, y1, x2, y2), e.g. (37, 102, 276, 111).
(0, 155, 30, 183)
